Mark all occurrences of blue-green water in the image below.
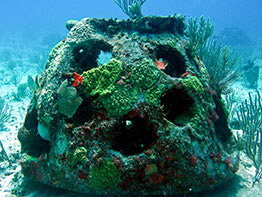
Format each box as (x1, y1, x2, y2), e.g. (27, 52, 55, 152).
(0, 0, 262, 196)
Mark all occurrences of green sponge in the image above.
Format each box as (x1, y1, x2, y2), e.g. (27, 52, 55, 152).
(88, 158, 121, 190)
(81, 58, 122, 96)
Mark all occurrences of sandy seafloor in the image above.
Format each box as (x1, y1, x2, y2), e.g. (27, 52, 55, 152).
(0, 33, 262, 196)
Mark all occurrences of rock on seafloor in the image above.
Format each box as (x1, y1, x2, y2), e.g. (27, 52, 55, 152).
(18, 15, 239, 195)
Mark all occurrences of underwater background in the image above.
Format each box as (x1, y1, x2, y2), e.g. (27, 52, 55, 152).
(1, 0, 262, 35)
(0, 0, 262, 196)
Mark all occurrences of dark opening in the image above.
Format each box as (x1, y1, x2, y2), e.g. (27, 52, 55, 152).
(65, 97, 94, 126)
(213, 95, 232, 143)
(160, 88, 194, 124)
(23, 105, 38, 131)
(18, 105, 50, 157)
(72, 40, 112, 71)
(156, 45, 186, 77)
(111, 117, 157, 156)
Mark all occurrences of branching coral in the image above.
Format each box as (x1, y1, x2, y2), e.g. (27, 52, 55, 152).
(186, 16, 214, 56)
(237, 91, 262, 186)
(0, 140, 10, 164)
(199, 39, 240, 95)
(0, 97, 11, 129)
(114, 0, 147, 19)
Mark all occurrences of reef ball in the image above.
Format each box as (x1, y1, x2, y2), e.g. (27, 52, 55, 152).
(19, 15, 239, 195)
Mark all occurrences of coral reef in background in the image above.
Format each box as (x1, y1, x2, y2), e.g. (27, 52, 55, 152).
(217, 27, 251, 47)
(18, 15, 239, 195)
